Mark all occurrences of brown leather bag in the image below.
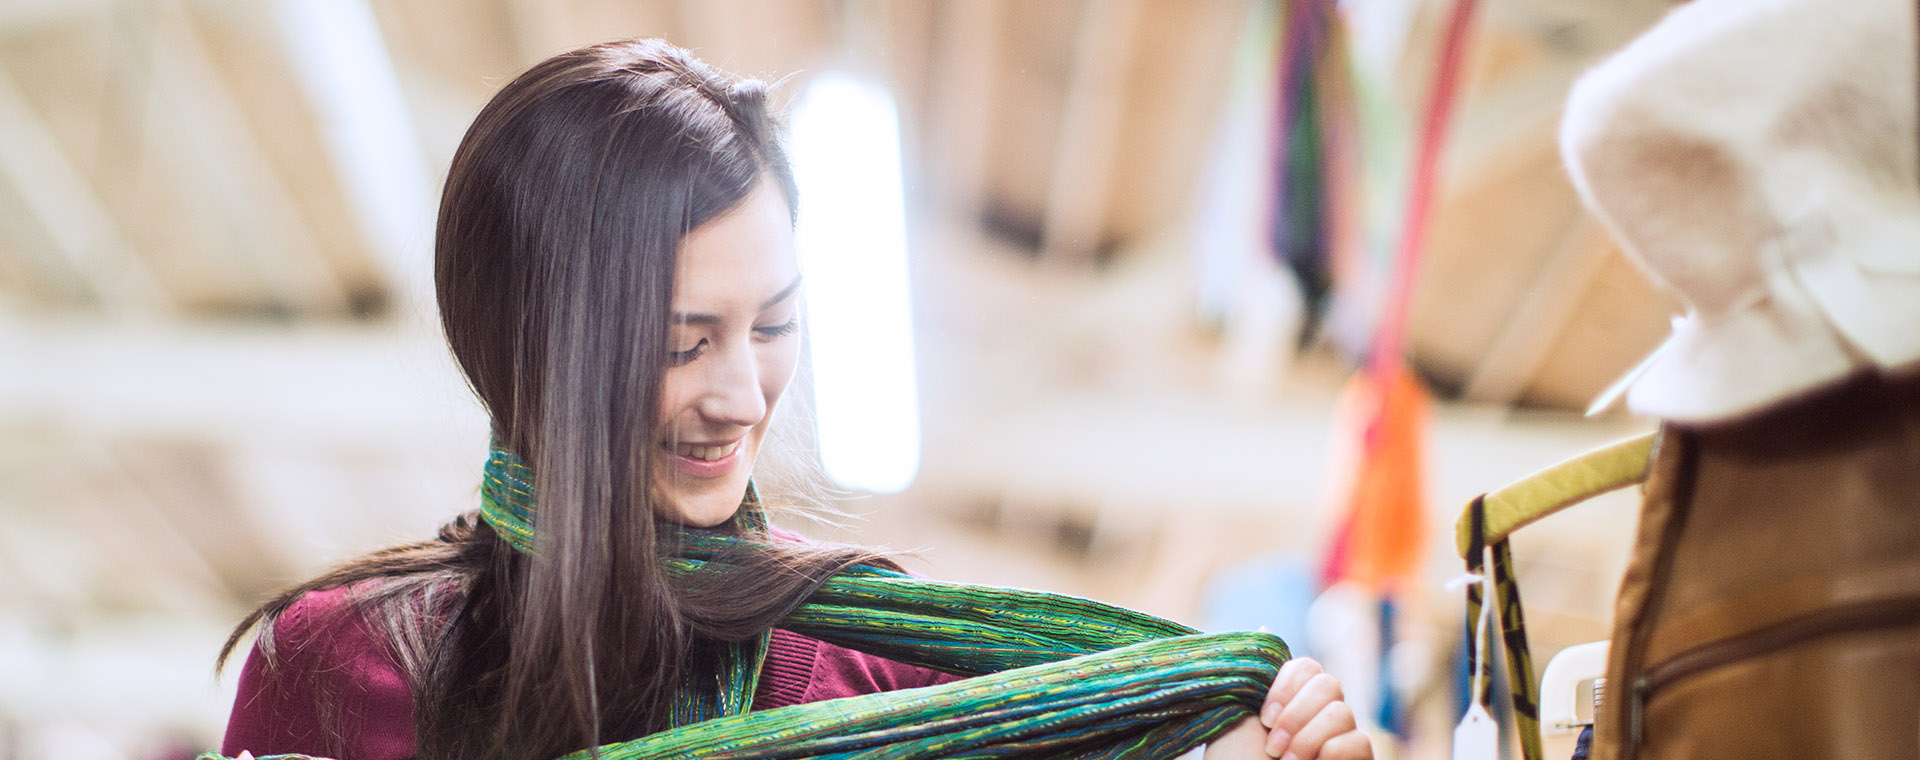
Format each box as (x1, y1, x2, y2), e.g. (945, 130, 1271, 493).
(1590, 372, 1920, 760)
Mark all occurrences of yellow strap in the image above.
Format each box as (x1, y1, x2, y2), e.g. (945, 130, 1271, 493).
(1454, 432, 1656, 558)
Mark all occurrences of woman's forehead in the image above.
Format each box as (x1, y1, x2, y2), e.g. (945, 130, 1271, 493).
(672, 178, 799, 314)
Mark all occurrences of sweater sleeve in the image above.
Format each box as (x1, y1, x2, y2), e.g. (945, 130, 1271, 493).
(221, 586, 416, 760)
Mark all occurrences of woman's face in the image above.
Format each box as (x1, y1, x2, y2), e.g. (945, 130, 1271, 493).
(652, 176, 803, 527)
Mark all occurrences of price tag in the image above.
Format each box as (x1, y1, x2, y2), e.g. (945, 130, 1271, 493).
(1452, 702, 1497, 760)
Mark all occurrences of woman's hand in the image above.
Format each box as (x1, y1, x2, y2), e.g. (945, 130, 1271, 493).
(1259, 658, 1371, 759)
(1203, 658, 1373, 759)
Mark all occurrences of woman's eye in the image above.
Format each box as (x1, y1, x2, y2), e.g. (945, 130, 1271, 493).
(669, 340, 707, 366)
(753, 317, 800, 340)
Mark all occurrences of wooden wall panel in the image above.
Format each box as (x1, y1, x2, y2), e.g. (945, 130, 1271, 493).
(1104, 0, 1244, 247)
(983, 0, 1078, 247)
(1519, 250, 1674, 411)
(1408, 128, 1584, 393)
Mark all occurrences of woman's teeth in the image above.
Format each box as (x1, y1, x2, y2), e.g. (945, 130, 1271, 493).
(674, 442, 738, 461)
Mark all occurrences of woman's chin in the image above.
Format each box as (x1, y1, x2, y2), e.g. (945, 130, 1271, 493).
(657, 490, 747, 528)
(679, 509, 739, 529)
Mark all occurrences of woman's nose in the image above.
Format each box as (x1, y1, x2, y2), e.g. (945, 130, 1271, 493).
(696, 344, 767, 427)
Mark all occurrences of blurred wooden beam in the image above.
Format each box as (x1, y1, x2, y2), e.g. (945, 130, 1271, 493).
(1040, 0, 1142, 264)
(503, 0, 575, 64)
(927, 0, 1000, 219)
(673, 0, 743, 68)
(0, 61, 170, 312)
(0, 0, 115, 34)
(156, 0, 351, 314)
(1100, 0, 1245, 245)
(1460, 215, 1612, 405)
(0, 319, 485, 446)
(92, 438, 288, 602)
(0, 319, 489, 593)
(269, 0, 437, 321)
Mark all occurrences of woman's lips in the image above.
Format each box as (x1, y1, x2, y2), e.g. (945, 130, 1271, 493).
(664, 440, 743, 478)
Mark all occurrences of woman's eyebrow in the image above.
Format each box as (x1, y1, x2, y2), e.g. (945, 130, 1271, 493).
(673, 275, 804, 325)
(760, 274, 803, 309)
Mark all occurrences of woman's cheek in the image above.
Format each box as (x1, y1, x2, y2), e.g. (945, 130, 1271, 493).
(761, 340, 802, 403)
(654, 365, 690, 429)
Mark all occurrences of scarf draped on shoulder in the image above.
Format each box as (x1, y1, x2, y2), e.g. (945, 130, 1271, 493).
(210, 443, 1290, 760)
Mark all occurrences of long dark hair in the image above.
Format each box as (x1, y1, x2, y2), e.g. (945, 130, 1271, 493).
(220, 38, 893, 759)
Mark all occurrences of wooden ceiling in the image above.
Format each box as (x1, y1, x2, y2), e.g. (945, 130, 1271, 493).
(0, 0, 1244, 314)
(0, 0, 1680, 407)
(0, 0, 1697, 619)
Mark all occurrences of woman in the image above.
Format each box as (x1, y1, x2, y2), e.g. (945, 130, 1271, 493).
(219, 38, 1370, 760)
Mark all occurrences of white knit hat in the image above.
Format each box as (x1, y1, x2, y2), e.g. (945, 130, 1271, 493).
(1561, 0, 1920, 423)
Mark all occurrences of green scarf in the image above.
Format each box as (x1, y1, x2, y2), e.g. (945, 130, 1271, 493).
(212, 443, 1290, 759)
(477, 442, 770, 727)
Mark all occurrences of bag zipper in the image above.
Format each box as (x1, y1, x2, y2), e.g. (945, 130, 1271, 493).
(1626, 595, 1920, 754)
(1619, 433, 1694, 759)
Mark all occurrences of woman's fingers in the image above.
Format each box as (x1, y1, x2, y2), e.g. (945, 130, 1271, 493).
(1264, 672, 1344, 757)
(1317, 731, 1374, 760)
(1261, 658, 1325, 727)
(1259, 657, 1371, 759)
(1275, 698, 1357, 760)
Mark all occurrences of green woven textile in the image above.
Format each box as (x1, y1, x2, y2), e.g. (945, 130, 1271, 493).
(205, 445, 1291, 759)
(480, 442, 772, 727)
(476, 441, 538, 553)
(572, 632, 1281, 759)
(650, 530, 1289, 758)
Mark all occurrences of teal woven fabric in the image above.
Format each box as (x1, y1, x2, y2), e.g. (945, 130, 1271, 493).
(572, 630, 1283, 759)
(628, 537, 1289, 759)
(476, 440, 538, 553)
(479, 441, 772, 727)
(206, 445, 1292, 759)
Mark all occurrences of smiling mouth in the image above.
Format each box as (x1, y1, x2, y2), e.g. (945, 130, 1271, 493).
(668, 441, 740, 461)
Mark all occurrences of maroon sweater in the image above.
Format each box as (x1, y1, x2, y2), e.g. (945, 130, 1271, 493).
(223, 584, 958, 759)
